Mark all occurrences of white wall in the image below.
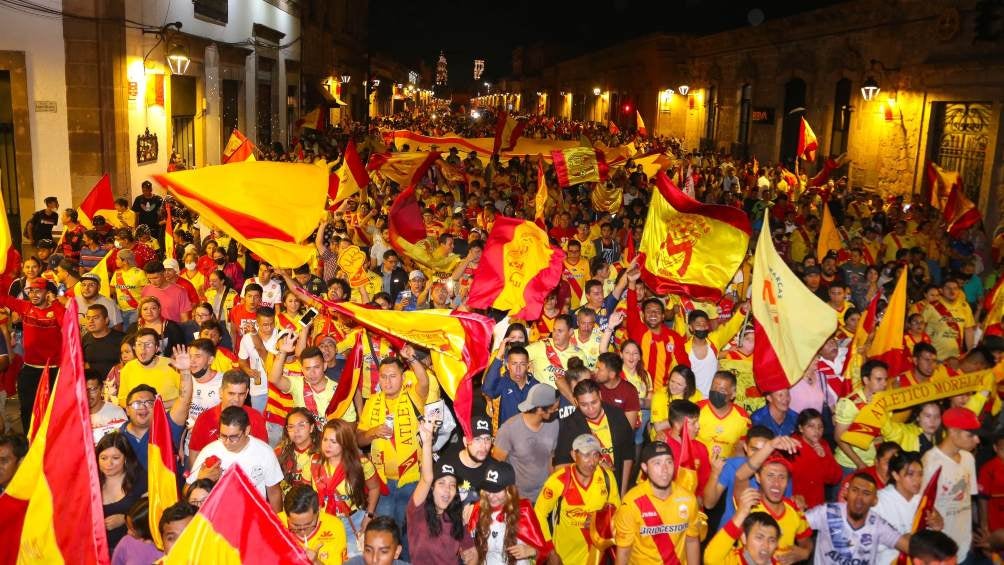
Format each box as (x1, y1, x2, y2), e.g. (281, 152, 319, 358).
(0, 1, 72, 216)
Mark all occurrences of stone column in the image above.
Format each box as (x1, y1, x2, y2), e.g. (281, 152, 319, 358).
(244, 51, 257, 144)
(204, 44, 221, 166)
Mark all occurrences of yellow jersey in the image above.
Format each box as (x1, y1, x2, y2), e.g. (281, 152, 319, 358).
(696, 400, 751, 460)
(525, 339, 583, 390)
(535, 465, 620, 565)
(751, 499, 811, 552)
(357, 384, 424, 485)
(278, 510, 348, 565)
(570, 327, 604, 368)
(922, 297, 975, 360)
(614, 480, 700, 565)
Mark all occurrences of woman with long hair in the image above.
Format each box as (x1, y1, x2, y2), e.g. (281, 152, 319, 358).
(408, 420, 476, 564)
(275, 408, 320, 492)
(789, 408, 843, 508)
(311, 419, 381, 558)
(881, 401, 943, 455)
(204, 270, 239, 329)
(127, 297, 185, 355)
(469, 460, 555, 565)
(277, 290, 305, 331)
(873, 451, 944, 565)
(97, 432, 147, 552)
(183, 478, 215, 509)
(651, 365, 703, 437)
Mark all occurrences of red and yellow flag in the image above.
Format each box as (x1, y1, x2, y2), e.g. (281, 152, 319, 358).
(636, 110, 647, 137)
(0, 301, 110, 564)
(222, 129, 256, 163)
(752, 221, 838, 393)
(326, 331, 363, 420)
(816, 202, 843, 260)
(590, 182, 623, 214)
(534, 158, 548, 225)
(164, 203, 176, 262)
(550, 147, 609, 187)
(387, 184, 461, 273)
(163, 466, 310, 564)
(148, 396, 179, 550)
(891, 468, 943, 564)
(608, 120, 620, 135)
(154, 160, 329, 268)
(927, 162, 981, 236)
(493, 111, 526, 154)
(841, 291, 880, 391)
(77, 174, 117, 229)
(468, 216, 566, 320)
(797, 117, 818, 161)
(868, 267, 911, 376)
(0, 189, 13, 276)
(326, 300, 494, 439)
(86, 252, 113, 298)
(638, 172, 751, 301)
(675, 417, 699, 494)
(330, 140, 370, 205)
(28, 364, 51, 442)
(367, 151, 439, 188)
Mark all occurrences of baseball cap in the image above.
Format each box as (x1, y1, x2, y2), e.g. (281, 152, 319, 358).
(572, 433, 602, 454)
(314, 333, 337, 347)
(80, 273, 101, 284)
(433, 459, 458, 482)
(36, 239, 55, 249)
(409, 270, 426, 281)
(942, 407, 980, 430)
(517, 384, 557, 413)
(481, 460, 516, 493)
(471, 415, 492, 438)
(639, 441, 673, 464)
(762, 455, 794, 474)
(26, 278, 49, 290)
(802, 265, 822, 276)
(163, 258, 180, 271)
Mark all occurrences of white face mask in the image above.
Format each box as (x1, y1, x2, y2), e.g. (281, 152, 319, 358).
(185, 262, 197, 271)
(113, 240, 123, 249)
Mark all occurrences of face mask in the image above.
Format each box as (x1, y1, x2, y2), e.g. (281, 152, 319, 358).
(185, 262, 197, 271)
(215, 258, 226, 266)
(692, 329, 710, 340)
(191, 367, 208, 379)
(113, 240, 123, 249)
(708, 390, 729, 409)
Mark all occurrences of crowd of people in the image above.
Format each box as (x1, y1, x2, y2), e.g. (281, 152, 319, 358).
(1, 107, 1002, 565)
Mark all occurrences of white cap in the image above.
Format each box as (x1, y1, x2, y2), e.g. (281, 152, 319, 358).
(163, 258, 180, 271)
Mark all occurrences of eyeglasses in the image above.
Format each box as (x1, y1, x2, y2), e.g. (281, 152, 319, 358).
(219, 431, 246, 443)
(128, 399, 155, 410)
(287, 515, 319, 536)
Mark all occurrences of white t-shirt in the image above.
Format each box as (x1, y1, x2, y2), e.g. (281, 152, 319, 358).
(805, 502, 903, 565)
(91, 402, 127, 443)
(689, 346, 719, 397)
(189, 371, 224, 427)
(238, 330, 279, 397)
(187, 436, 283, 497)
(242, 277, 283, 308)
(485, 509, 530, 565)
(873, 485, 920, 565)
(922, 446, 978, 560)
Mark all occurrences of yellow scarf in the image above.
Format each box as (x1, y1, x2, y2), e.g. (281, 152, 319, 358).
(365, 390, 421, 485)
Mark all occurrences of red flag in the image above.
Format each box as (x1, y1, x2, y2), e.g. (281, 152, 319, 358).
(222, 129, 256, 163)
(636, 111, 647, 137)
(625, 230, 636, 262)
(162, 466, 310, 563)
(896, 468, 942, 564)
(927, 162, 981, 236)
(0, 301, 110, 564)
(148, 396, 179, 550)
(27, 363, 51, 442)
(608, 120, 620, 135)
(387, 184, 460, 273)
(797, 117, 818, 161)
(550, 147, 609, 187)
(329, 140, 370, 204)
(366, 151, 439, 188)
(493, 111, 526, 154)
(326, 331, 362, 420)
(467, 216, 566, 320)
(77, 174, 116, 228)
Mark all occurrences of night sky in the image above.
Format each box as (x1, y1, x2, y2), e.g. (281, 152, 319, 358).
(370, 1, 848, 92)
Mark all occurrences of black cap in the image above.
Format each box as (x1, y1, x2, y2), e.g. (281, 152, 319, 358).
(36, 239, 55, 249)
(640, 441, 673, 464)
(471, 415, 492, 438)
(433, 459, 458, 482)
(802, 265, 822, 275)
(480, 460, 516, 493)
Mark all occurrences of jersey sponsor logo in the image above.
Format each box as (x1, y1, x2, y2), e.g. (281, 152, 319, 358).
(640, 523, 688, 536)
(824, 551, 870, 565)
(641, 511, 659, 518)
(677, 504, 689, 519)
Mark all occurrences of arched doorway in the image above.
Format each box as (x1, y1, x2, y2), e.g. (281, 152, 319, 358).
(779, 78, 807, 165)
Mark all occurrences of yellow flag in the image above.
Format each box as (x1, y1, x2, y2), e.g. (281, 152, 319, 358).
(816, 203, 842, 260)
(0, 188, 10, 274)
(534, 158, 548, 223)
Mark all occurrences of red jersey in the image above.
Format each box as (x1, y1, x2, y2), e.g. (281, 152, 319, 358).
(188, 404, 268, 452)
(979, 457, 1004, 531)
(0, 294, 65, 366)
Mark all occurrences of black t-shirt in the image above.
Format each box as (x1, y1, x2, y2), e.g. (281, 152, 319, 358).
(438, 445, 489, 504)
(131, 195, 163, 229)
(82, 329, 126, 379)
(28, 210, 58, 242)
